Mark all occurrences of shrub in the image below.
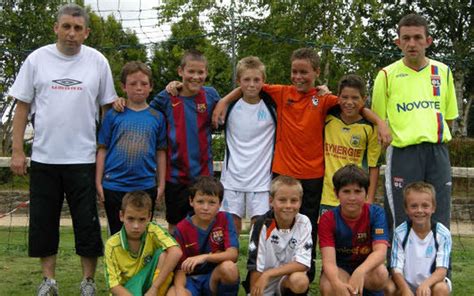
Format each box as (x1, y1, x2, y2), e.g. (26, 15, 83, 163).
(449, 137, 474, 167)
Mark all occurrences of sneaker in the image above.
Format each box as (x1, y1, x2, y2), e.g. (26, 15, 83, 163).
(80, 278, 96, 296)
(37, 277, 59, 296)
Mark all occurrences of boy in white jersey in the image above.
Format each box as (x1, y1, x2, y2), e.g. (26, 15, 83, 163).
(245, 176, 312, 296)
(371, 14, 458, 231)
(220, 56, 276, 234)
(391, 182, 452, 295)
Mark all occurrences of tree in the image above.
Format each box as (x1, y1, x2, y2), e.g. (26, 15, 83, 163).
(87, 12, 147, 98)
(151, 7, 232, 96)
(0, 0, 61, 156)
(361, 0, 473, 136)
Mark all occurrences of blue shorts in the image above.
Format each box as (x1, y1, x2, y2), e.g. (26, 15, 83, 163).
(186, 273, 212, 296)
(338, 264, 383, 296)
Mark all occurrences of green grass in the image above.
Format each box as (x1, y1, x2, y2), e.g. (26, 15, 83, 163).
(0, 174, 30, 190)
(0, 227, 473, 295)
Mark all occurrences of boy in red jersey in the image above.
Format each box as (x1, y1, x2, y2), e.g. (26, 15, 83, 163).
(319, 164, 393, 296)
(166, 176, 240, 296)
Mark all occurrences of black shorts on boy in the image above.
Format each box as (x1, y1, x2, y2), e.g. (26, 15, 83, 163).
(164, 181, 193, 225)
(103, 187, 157, 235)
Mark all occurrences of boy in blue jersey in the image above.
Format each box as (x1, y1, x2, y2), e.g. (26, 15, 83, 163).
(319, 164, 393, 296)
(391, 182, 452, 296)
(114, 50, 220, 233)
(97, 61, 167, 235)
(166, 176, 240, 296)
(104, 191, 182, 296)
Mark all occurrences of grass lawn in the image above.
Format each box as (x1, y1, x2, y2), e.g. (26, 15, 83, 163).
(0, 227, 473, 295)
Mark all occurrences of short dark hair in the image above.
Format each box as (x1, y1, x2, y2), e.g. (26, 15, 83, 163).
(397, 13, 429, 37)
(338, 74, 367, 97)
(270, 175, 303, 199)
(180, 49, 208, 69)
(121, 191, 152, 212)
(120, 61, 153, 86)
(403, 181, 436, 209)
(291, 48, 320, 70)
(333, 164, 369, 195)
(189, 176, 224, 202)
(57, 4, 89, 27)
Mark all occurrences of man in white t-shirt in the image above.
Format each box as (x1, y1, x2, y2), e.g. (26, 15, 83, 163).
(9, 4, 116, 295)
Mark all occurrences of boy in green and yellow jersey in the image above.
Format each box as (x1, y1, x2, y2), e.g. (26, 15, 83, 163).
(104, 191, 182, 296)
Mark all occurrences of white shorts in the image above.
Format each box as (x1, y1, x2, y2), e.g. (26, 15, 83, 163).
(264, 275, 287, 296)
(408, 277, 452, 293)
(221, 190, 270, 219)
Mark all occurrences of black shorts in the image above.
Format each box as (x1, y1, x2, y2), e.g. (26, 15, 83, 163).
(164, 182, 192, 225)
(29, 161, 103, 257)
(103, 187, 157, 235)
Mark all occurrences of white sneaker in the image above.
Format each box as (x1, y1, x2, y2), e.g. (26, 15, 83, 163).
(37, 277, 59, 296)
(80, 278, 96, 296)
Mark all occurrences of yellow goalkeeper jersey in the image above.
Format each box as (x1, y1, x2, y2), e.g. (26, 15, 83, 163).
(371, 59, 458, 148)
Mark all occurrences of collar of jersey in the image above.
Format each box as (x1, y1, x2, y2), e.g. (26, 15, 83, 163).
(119, 224, 148, 257)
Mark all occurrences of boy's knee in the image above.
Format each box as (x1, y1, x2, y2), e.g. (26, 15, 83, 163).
(165, 286, 175, 296)
(158, 251, 167, 262)
(319, 274, 333, 295)
(366, 265, 389, 290)
(432, 281, 450, 296)
(217, 260, 239, 282)
(383, 278, 397, 296)
(286, 272, 309, 293)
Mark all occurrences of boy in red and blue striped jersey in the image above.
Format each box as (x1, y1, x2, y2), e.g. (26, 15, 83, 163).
(318, 164, 393, 296)
(167, 176, 239, 296)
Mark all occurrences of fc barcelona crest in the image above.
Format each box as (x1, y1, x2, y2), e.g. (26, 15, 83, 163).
(356, 232, 367, 243)
(351, 135, 361, 147)
(431, 75, 441, 88)
(197, 103, 207, 113)
(211, 229, 224, 244)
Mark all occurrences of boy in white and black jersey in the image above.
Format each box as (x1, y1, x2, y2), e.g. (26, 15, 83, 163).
(244, 176, 312, 296)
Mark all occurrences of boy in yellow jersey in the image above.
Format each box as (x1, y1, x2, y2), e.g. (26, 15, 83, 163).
(320, 75, 381, 217)
(371, 14, 458, 231)
(104, 191, 182, 296)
